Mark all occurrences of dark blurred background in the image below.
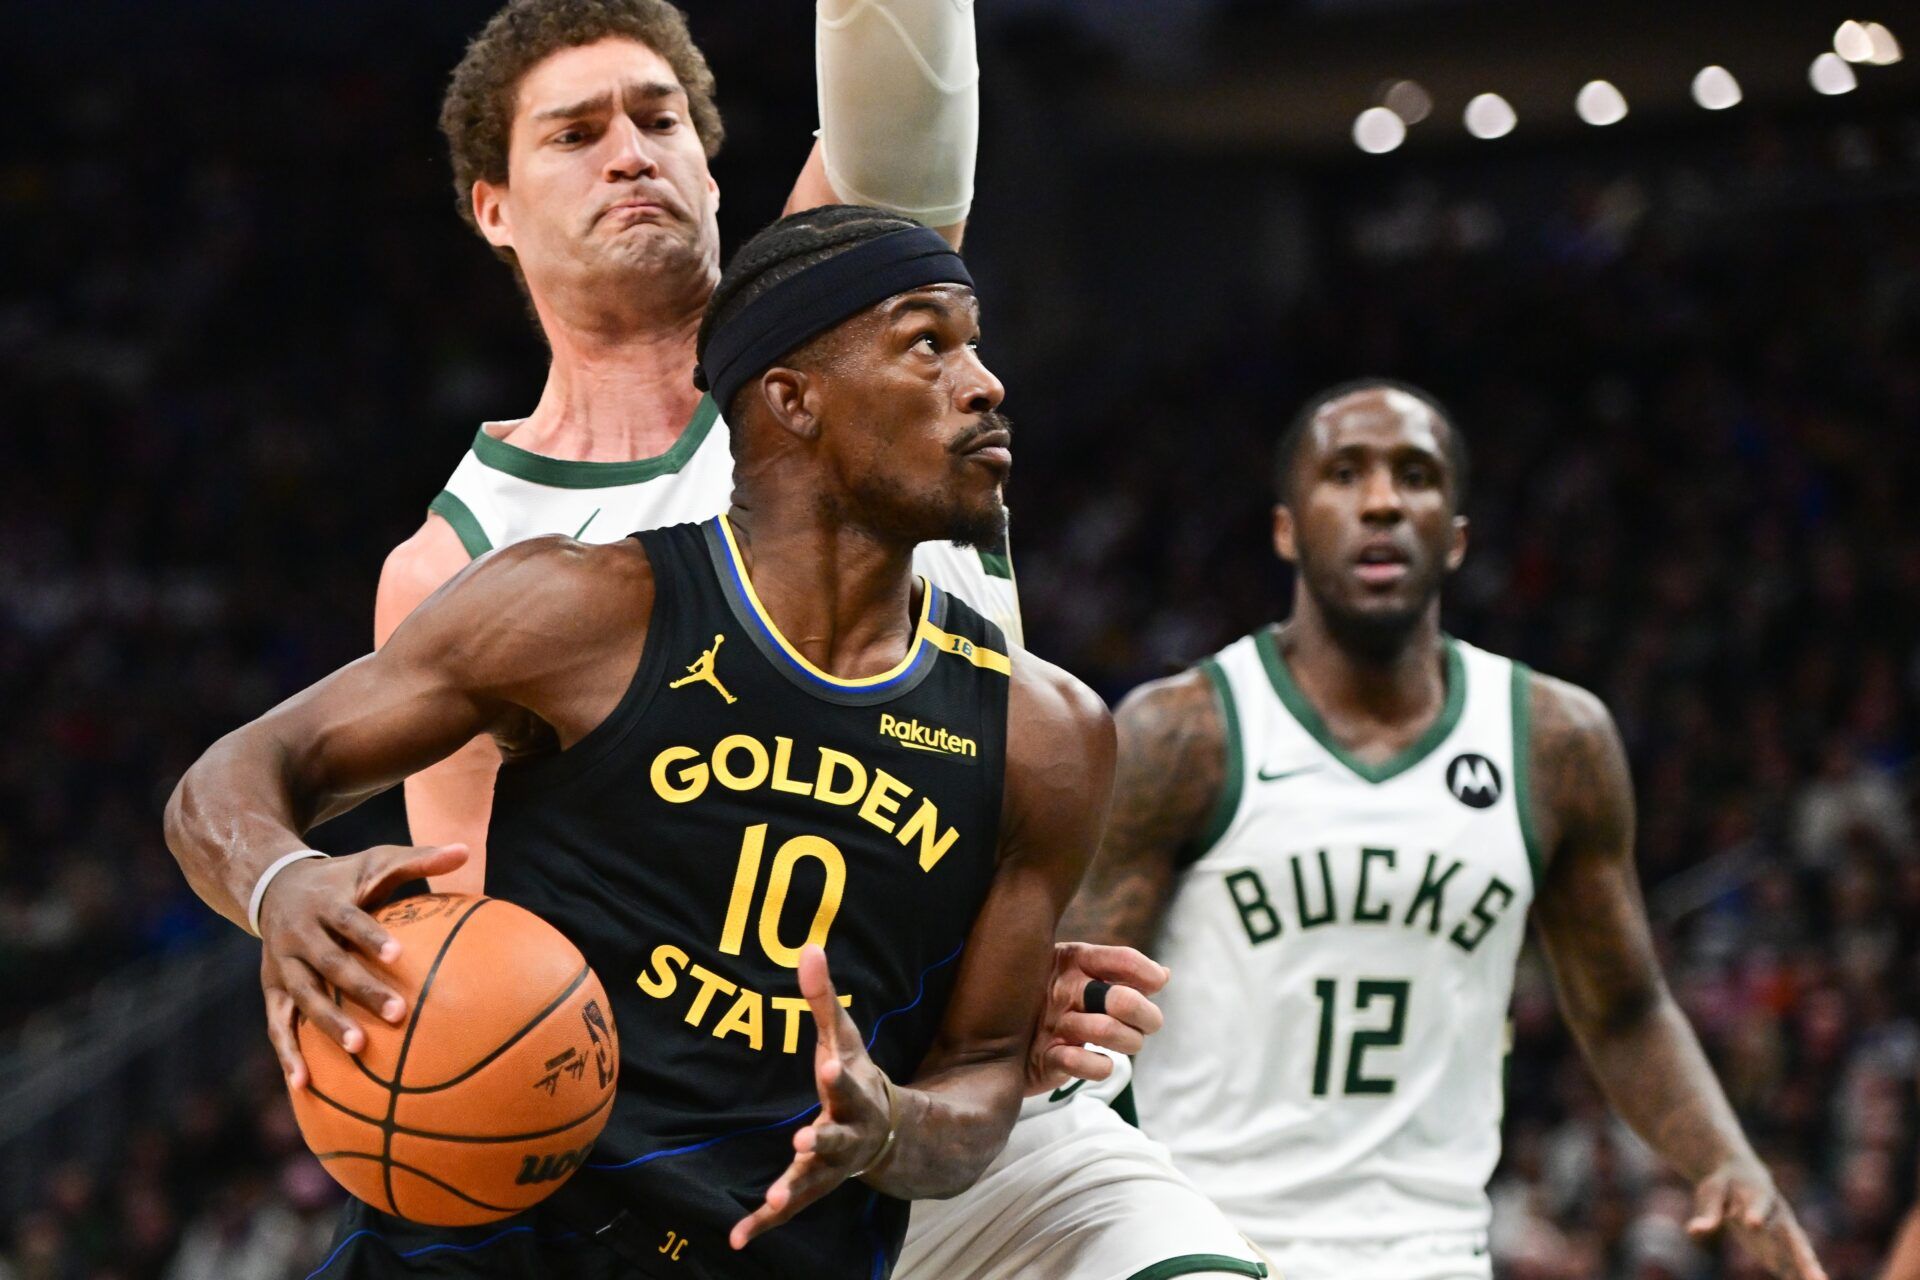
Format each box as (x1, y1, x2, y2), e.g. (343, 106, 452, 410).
(3, 1, 1918, 1276)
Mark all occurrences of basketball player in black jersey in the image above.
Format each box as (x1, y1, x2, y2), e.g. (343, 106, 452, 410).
(164, 208, 1116, 1279)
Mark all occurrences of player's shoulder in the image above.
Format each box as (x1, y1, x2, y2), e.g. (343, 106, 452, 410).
(1519, 667, 1633, 856)
(375, 515, 474, 644)
(1109, 663, 1226, 775)
(1007, 645, 1114, 759)
(468, 533, 653, 600)
(1522, 668, 1619, 758)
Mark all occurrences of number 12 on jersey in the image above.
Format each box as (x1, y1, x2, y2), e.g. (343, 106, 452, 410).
(1310, 978, 1410, 1097)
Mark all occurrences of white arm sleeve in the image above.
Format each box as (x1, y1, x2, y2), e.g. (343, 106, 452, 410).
(816, 0, 979, 227)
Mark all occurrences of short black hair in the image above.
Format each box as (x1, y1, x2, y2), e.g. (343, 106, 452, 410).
(697, 204, 924, 424)
(1273, 378, 1469, 508)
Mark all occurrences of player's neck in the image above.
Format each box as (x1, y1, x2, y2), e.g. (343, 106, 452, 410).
(1279, 602, 1449, 740)
(723, 498, 922, 683)
(509, 299, 705, 462)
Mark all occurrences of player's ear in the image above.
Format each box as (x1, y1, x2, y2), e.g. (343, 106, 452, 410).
(758, 368, 820, 442)
(472, 179, 514, 251)
(1272, 503, 1298, 564)
(1446, 515, 1469, 572)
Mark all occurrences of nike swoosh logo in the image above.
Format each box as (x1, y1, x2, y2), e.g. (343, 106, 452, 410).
(573, 507, 602, 539)
(1256, 764, 1323, 783)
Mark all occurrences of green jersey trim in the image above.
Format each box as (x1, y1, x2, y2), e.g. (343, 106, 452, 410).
(1182, 658, 1244, 866)
(1511, 661, 1544, 887)
(1254, 628, 1466, 785)
(427, 490, 492, 559)
(1124, 1254, 1267, 1280)
(979, 548, 1014, 580)
(468, 395, 719, 489)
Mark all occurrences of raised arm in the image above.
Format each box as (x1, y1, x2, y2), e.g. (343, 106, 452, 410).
(374, 514, 498, 895)
(732, 650, 1115, 1246)
(1528, 673, 1826, 1280)
(784, 0, 978, 247)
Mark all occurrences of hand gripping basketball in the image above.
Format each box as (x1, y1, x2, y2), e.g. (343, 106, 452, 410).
(1023, 940, 1169, 1096)
(255, 842, 470, 1087)
(731, 945, 896, 1251)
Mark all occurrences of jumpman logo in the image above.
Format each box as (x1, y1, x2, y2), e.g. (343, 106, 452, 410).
(669, 634, 737, 704)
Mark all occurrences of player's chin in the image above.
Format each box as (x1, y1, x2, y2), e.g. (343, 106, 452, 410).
(921, 488, 1007, 551)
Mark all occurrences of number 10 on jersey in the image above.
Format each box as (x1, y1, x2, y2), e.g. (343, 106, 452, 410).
(721, 823, 847, 968)
(1310, 978, 1409, 1096)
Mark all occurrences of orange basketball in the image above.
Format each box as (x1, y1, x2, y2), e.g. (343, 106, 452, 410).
(288, 893, 618, 1226)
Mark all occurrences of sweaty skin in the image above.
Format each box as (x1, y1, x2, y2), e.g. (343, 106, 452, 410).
(385, 33, 965, 894)
(168, 277, 1116, 1247)
(1058, 387, 1826, 1280)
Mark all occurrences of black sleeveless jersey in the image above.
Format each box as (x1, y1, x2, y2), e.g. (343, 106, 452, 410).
(485, 517, 1012, 1280)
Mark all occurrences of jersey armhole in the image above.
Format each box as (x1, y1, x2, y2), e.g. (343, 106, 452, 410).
(428, 489, 492, 560)
(1511, 661, 1545, 888)
(1177, 657, 1244, 869)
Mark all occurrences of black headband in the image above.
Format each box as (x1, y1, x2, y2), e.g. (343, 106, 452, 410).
(695, 225, 974, 416)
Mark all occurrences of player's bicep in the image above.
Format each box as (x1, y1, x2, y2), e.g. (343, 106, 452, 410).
(1528, 679, 1662, 1034)
(919, 659, 1115, 1074)
(1058, 670, 1223, 949)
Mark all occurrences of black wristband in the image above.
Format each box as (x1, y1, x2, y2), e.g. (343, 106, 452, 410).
(1082, 979, 1113, 1018)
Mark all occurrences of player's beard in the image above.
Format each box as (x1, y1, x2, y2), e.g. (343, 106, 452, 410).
(842, 413, 1013, 551)
(1298, 547, 1443, 663)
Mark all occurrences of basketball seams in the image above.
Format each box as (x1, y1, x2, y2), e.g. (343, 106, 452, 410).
(380, 896, 492, 1220)
(305, 1079, 614, 1143)
(314, 1152, 522, 1215)
(397, 963, 591, 1093)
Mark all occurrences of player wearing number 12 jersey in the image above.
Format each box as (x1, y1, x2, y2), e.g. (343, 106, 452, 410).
(1062, 381, 1827, 1280)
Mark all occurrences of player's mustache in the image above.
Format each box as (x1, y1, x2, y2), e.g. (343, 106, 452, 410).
(948, 413, 1014, 454)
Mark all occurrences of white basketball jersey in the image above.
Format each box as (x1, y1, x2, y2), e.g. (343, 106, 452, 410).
(428, 396, 1024, 644)
(1132, 629, 1540, 1250)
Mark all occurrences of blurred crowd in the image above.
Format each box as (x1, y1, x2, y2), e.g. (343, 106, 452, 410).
(4, 4, 1918, 1277)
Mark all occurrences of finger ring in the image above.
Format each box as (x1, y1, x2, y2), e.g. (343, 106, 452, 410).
(1082, 980, 1112, 1017)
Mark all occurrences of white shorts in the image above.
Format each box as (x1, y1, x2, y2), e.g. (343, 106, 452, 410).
(1255, 1231, 1491, 1280)
(897, 1095, 1267, 1280)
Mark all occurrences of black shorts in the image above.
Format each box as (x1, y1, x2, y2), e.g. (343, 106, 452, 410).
(310, 1195, 679, 1280)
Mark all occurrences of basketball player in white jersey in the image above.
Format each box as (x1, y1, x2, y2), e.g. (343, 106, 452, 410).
(1061, 381, 1828, 1280)
(254, 2, 1262, 1276)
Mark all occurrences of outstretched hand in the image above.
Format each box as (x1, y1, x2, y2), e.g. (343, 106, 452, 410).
(1025, 941, 1168, 1096)
(258, 843, 470, 1088)
(731, 946, 894, 1251)
(1687, 1158, 1827, 1280)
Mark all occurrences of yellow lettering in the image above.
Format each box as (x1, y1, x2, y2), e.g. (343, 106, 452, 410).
(719, 824, 767, 956)
(814, 749, 868, 806)
(712, 987, 766, 1050)
(636, 943, 690, 998)
(712, 734, 770, 791)
(897, 796, 960, 872)
(758, 836, 846, 968)
(651, 746, 709, 804)
(685, 963, 736, 1026)
(858, 769, 911, 835)
(770, 992, 854, 1053)
(771, 736, 814, 796)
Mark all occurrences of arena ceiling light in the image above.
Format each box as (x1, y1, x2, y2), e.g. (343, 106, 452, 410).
(1810, 51, 1860, 94)
(1836, 20, 1875, 62)
(1836, 20, 1903, 65)
(1864, 22, 1903, 64)
(1691, 66, 1743, 110)
(1353, 106, 1408, 154)
(1383, 80, 1433, 125)
(1464, 93, 1517, 140)
(1575, 80, 1628, 126)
